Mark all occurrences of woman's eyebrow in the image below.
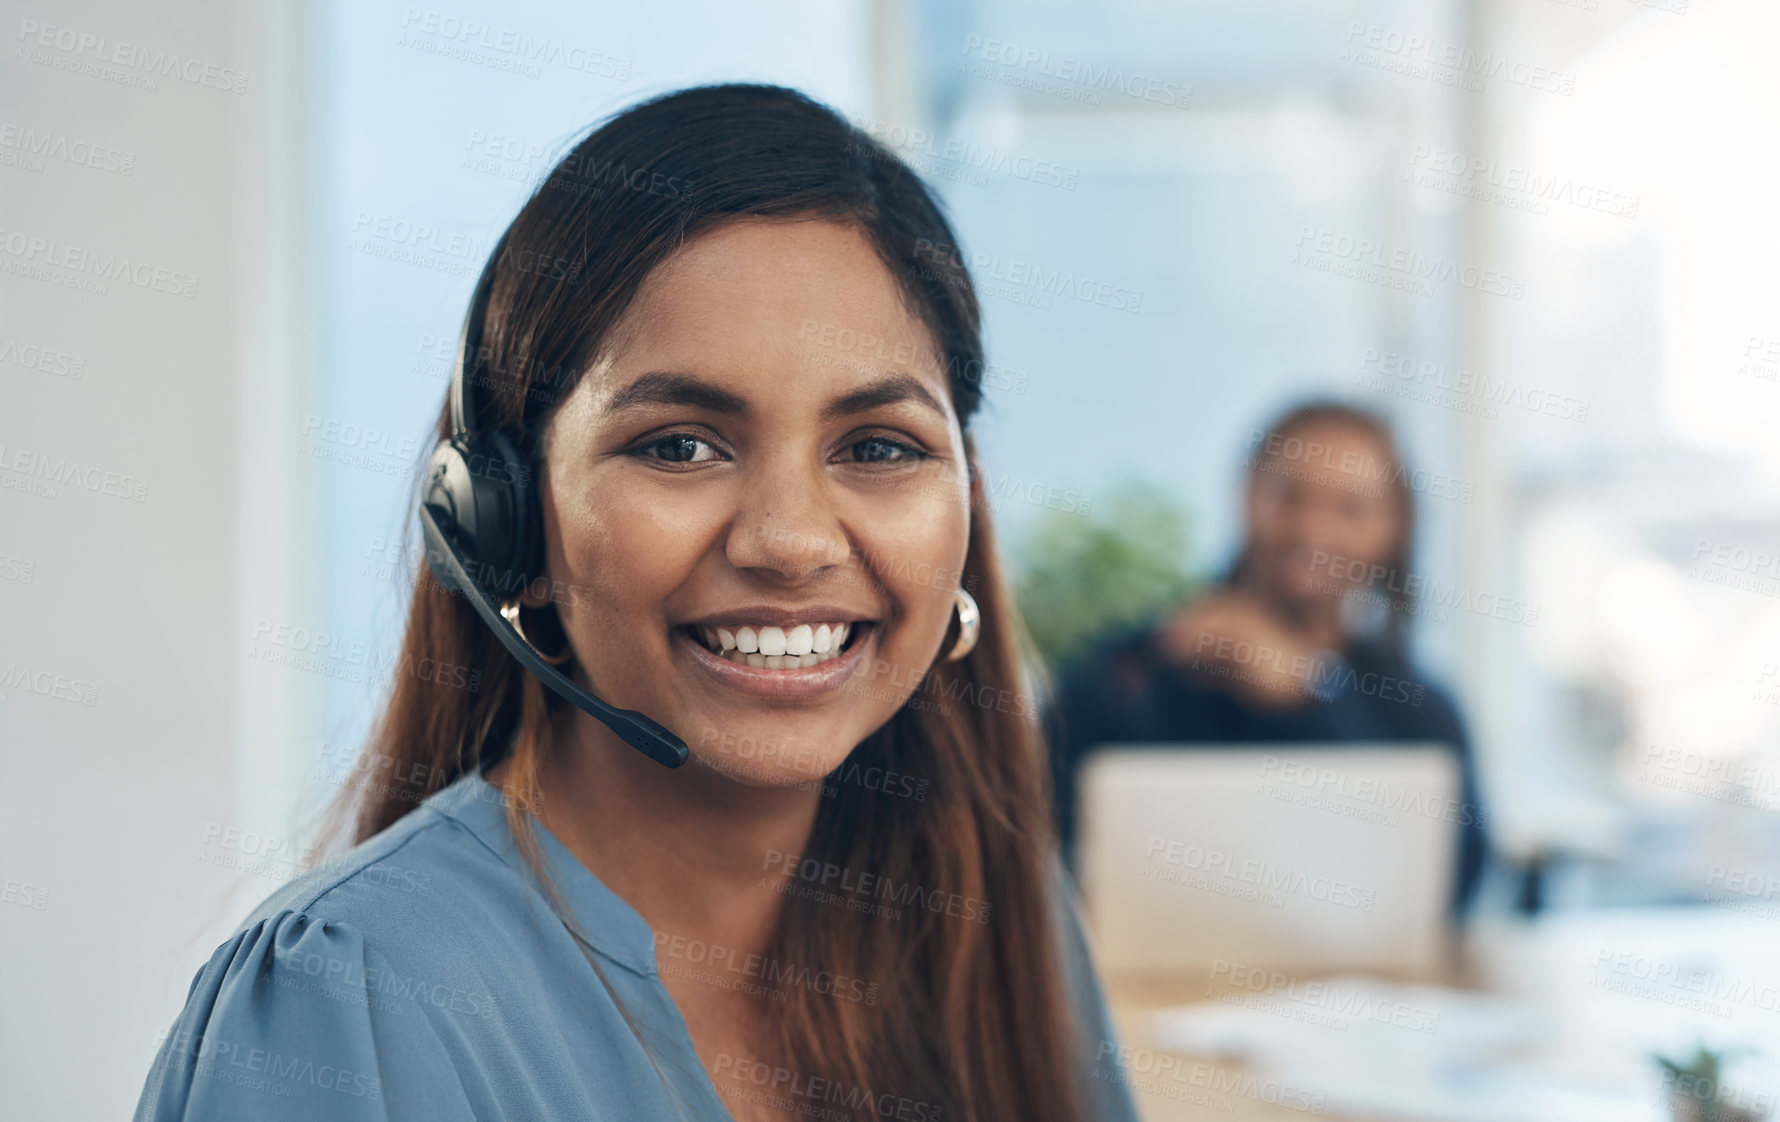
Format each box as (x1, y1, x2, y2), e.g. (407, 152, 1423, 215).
(820, 373, 948, 422)
(604, 371, 749, 416)
(605, 370, 948, 422)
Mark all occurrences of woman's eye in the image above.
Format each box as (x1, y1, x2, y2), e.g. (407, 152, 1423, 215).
(636, 434, 718, 464)
(844, 436, 925, 465)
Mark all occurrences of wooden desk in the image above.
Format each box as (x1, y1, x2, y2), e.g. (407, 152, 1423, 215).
(1101, 973, 1380, 1122)
(1096, 911, 1780, 1122)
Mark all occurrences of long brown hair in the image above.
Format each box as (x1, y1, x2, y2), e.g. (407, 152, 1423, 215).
(333, 84, 1085, 1121)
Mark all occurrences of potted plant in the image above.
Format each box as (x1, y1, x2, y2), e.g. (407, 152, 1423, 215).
(1010, 479, 1199, 668)
(1656, 1045, 1768, 1122)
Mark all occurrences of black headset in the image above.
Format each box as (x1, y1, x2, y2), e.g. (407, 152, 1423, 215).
(416, 235, 689, 768)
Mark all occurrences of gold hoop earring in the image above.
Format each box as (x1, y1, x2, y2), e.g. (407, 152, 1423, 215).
(500, 600, 574, 666)
(944, 587, 980, 662)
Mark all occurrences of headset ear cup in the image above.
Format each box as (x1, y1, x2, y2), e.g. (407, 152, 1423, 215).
(423, 431, 538, 599)
(480, 429, 541, 592)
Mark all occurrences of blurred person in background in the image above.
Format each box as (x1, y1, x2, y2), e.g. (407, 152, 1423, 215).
(1047, 401, 1488, 914)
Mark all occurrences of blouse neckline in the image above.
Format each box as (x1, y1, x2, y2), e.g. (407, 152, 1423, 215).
(420, 768, 661, 978)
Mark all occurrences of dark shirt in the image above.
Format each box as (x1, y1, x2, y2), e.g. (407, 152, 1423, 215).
(1046, 621, 1488, 916)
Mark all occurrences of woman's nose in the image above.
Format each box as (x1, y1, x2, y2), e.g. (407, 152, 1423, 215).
(723, 472, 852, 583)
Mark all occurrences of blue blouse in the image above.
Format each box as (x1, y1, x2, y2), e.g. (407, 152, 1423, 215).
(134, 770, 1140, 1121)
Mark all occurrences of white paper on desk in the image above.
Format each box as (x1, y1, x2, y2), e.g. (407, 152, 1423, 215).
(1145, 976, 1665, 1122)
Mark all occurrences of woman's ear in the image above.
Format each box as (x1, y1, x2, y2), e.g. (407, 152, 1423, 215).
(519, 572, 553, 610)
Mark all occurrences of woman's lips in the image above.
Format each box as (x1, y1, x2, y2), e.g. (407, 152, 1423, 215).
(677, 622, 876, 698)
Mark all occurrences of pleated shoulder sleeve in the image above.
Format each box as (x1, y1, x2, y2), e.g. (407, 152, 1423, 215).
(133, 908, 476, 1122)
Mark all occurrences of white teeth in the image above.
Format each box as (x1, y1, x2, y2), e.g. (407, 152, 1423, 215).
(719, 646, 837, 666)
(758, 626, 787, 656)
(698, 621, 862, 669)
(758, 623, 786, 658)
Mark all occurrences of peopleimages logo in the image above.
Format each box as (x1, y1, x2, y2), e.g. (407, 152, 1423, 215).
(1340, 23, 1577, 96)
(853, 117, 1082, 191)
(653, 931, 880, 1006)
(1590, 948, 1780, 1016)
(272, 945, 491, 1018)
(1244, 426, 1475, 504)
(0, 336, 87, 380)
(0, 123, 135, 175)
(910, 237, 1143, 313)
(15, 19, 250, 94)
(0, 228, 199, 299)
(396, 8, 631, 81)
(1309, 551, 1541, 627)
(1207, 958, 1442, 1034)
(0, 663, 99, 707)
(1191, 632, 1427, 708)
(959, 34, 1192, 109)
(152, 1026, 383, 1101)
(1293, 226, 1526, 301)
(710, 1054, 944, 1122)
(1637, 743, 1780, 811)
(1258, 755, 1487, 827)
(0, 441, 150, 502)
(248, 618, 483, 694)
(761, 848, 992, 924)
(1405, 146, 1639, 220)
(1144, 835, 1377, 911)
(1094, 1042, 1326, 1114)
(1358, 347, 1590, 423)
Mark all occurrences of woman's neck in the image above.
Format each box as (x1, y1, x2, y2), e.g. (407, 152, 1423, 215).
(516, 708, 824, 962)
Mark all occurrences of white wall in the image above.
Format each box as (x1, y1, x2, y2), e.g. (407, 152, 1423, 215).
(0, 2, 321, 1117)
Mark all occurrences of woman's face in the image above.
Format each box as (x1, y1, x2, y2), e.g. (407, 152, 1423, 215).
(1244, 419, 1404, 606)
(530, 217, 971, 787)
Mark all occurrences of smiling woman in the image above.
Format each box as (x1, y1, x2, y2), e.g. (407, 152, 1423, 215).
(133, 84, 1137, 1122)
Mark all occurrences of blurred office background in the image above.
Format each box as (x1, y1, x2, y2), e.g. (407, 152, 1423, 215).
(6, 0, 1780, 1118)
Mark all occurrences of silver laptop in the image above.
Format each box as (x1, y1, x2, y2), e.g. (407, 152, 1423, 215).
(1077, 745, 1460, 980)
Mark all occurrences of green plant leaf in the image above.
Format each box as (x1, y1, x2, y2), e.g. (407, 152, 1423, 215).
(1011, 479, 1201, 666)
